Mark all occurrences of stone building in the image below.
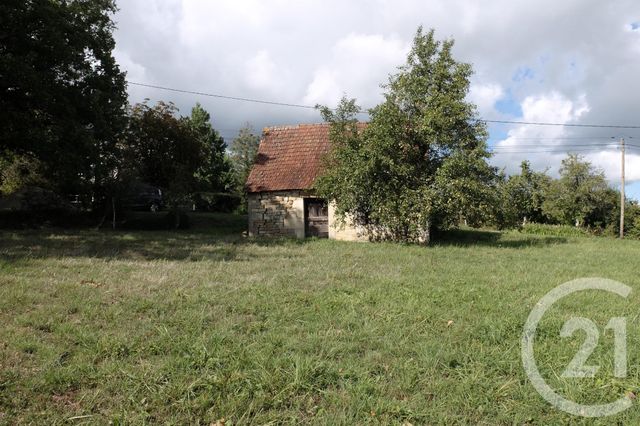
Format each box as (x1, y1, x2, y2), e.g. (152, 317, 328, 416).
(245, 123, 367, 241)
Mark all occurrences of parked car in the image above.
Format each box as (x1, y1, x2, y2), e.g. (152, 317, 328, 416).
(121, 183, 164, 212)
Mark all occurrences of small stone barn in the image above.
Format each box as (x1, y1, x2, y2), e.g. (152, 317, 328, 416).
(245, 123, 366, 241)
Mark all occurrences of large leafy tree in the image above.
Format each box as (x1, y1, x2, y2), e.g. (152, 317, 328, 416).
(121, 101, 205, 200)
(543, 154, 617, 227)
(229, 124, 260, 190)
(501, 161, 552, 226)
(184, 103, 233, 192)
(0, 0, 127, 196)
(316, 28, 498, 243)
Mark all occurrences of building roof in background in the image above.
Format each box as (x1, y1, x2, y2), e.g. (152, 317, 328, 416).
(245, 123, 333, 192)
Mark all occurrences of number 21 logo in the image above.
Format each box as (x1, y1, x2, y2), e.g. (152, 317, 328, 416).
(560, 316, 627, 378)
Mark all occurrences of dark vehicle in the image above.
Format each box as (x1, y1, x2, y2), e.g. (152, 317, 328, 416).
(121, 183, 164, 212)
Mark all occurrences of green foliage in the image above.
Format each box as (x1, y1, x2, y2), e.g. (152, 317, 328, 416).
(499, 161, 552, 227)
(192, 192, 242, 213)
(0, 153, 48, 194)
(542, 154, 617, 227)
(229, 124, 261, 211)
(0, 186, 70, 212)
(122, 101, 207, 204)
(519, 223, 591, 237)
(316, 28, 498, 243)
(0, 0, 127, 195)
(184, 103, 233, 192)
(0, 186, 93, 229)
(621, 202, 640, 238)
(229, 123, 261, 190)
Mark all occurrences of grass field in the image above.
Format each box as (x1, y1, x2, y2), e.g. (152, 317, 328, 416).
(2, 213, 640, 424)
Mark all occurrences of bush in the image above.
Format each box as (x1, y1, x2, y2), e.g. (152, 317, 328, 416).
(0, 155, 47, 194)
(0, 186, 91, 228)
(519, 223, 591, 238)
(192, 192, 241, 213)
(0, 209, 97, 229)
(627, 217, 640, 239)
(0, 186, 71, 211)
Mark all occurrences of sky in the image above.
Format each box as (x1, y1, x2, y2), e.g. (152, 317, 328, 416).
(113, 0, 640, 199)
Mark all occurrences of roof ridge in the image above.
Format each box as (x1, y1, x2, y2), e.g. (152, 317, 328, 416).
(263, 123, 329, 133)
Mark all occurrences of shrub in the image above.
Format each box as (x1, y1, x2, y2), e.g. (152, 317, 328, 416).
(192, 192, 241, 213)
(0, 155, 48, 195)
(520, 223, 591, 238)
(627, 217, 640, 239)
(0, 186, 90, 228)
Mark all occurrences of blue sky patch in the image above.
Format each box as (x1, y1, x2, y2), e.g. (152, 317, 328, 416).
(486, 126, 510, 148)
(631, 22, 640, 30)
(512, 66, 535, 82)
(495, 90, 523, 117)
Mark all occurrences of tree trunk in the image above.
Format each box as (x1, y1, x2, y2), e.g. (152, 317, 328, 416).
(111, 197, 116, 230)
(173, 207, 181, 229)
(418, 222, 431, 245)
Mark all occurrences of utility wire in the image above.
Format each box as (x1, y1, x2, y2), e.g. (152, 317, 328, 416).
(491, 144, 640, 150)
(492, 137, 623, 140)
(127, 80, 640, 129)
(127, 81, 318, 110)
(480, 119, 640, 129)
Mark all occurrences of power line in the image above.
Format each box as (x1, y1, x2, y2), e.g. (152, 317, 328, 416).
(489, 144, 640, 153)
(491, 137, 619, 140)
(490, 145, 640, 151)
(479, 119, 640, 129)
(490, 149, 612, 154)
(127, 80, 640, 129)
(490, 142, 640, 149)
(491, 143, 619, 148)
(127, 81, 318, 110)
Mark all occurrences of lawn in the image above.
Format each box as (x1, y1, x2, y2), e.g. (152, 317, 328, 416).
(2, 213, 640, 424)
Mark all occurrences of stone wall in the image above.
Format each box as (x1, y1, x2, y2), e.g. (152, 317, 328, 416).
(328, 202, 369, 242)
(248, 191, 369, 241)
(248, 191, 306, 238)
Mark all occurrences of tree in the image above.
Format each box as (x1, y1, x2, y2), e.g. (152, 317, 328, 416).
(229, 124, 260, 191)
(501, 161, 552, 226)
(0, 0, 127, 197)
(0, 153, 47, 195)
(543, 154, 617, 227)
(184, 103, 233, 192)
(316, 28, 498, 243)
(122, 101, 206, 201)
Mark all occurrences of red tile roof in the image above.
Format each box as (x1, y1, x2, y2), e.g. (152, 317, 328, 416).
(245, 123, 334, 192)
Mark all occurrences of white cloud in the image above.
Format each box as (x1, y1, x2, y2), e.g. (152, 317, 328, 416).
(491, 91, 590, 175)
(244, 50, 287, 94)
(467, 83, 504, 117)
(491, 92, 640, 187)
(303, 33, 409, 107)
(113, 0, 640, 193)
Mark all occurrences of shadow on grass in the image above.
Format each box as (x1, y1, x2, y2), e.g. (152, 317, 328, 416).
(0, 230, 318, 262)
(431, 228, 568, 248)
(0, 213, 317, 262)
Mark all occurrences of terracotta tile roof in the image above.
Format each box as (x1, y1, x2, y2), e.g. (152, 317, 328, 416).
(245, 123, 334, 192)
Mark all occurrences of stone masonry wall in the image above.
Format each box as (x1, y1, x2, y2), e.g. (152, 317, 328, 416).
(248, 191, 369, 241)
(248, 191, 306, 238)
(328, 202, 369, 242)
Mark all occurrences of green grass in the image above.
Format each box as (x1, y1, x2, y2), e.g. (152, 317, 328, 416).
(2, 213, 640, 424)
(520, 222, 593, 238)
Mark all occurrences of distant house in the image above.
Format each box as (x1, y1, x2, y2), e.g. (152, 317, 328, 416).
(245, 123, 366, 241)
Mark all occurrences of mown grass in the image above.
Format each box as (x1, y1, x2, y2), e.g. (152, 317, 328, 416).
(1, 213, 640, 424)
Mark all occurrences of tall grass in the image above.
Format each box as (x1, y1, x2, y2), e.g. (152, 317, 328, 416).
(1, 215, 640, 424)
(520, 222, 592, 237)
